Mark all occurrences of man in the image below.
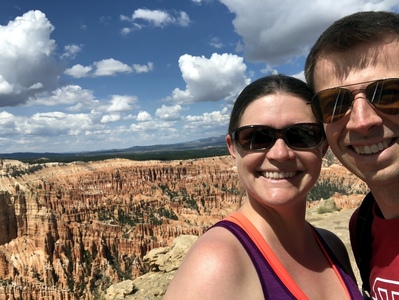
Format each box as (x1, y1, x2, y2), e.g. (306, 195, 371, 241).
(305, 11, 399, 299)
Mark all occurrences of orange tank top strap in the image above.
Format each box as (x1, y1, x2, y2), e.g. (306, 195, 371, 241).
(225, 211, 310, 300)
(224, 212, 353, 299)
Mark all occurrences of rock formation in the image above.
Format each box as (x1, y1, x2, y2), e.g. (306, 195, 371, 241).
(0, 154, 367, 299)
(102, 234, 198, 300)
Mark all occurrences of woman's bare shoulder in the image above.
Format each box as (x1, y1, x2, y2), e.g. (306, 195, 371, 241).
(164, 226, 252, 300)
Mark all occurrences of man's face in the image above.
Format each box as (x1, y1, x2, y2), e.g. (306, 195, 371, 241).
(312, 40, 399, 190)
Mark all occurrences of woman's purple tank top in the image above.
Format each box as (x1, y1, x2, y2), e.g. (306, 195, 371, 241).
(211, 220, 363, 299)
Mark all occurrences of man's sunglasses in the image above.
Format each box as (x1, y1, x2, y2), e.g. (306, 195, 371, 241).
(311, 78, 399, 123)
(231, 123, 325, 151)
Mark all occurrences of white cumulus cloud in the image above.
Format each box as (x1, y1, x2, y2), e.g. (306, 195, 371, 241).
(120, 8, 191, 32)
(155, 105, 182, 121)
(94, 58, 132, 76)
(0, 10, 62, 106)
(219, 0, 399, 65)
(171, 53, 250, 104)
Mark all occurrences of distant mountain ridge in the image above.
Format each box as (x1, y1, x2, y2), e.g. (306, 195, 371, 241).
(1, 135, 228, 162)
(122, 135, 226, 152)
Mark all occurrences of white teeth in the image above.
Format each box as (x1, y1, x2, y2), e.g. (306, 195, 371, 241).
(262, 171, 296, 179)
(353, 139, 391, 154)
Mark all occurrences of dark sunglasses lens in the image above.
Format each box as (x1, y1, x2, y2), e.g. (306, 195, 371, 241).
(285, 124, 324, 149)
(314, 89, 352, 123)
(367, 79, 399, 115)
(236, 127, 274, 150)
(235, 124, 324, 151)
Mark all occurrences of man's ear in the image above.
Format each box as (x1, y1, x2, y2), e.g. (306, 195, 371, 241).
(225, 134, 236, 159)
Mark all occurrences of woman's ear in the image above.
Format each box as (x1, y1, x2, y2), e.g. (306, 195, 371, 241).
(225, 134, 237, 159)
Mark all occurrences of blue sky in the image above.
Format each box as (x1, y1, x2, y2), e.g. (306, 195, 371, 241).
(0, 0, 398, 153)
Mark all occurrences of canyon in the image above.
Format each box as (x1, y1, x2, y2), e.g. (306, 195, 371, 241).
(0, 153, 368, 299)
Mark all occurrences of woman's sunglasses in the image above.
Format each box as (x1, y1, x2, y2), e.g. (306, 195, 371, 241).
(311, 78, 399, 123)
(231, 123, 325, 151)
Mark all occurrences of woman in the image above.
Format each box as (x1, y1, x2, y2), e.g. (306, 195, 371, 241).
(164, 75, 362, 299)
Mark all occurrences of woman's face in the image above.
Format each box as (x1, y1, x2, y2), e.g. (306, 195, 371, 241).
(226, 92, 326, 210)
